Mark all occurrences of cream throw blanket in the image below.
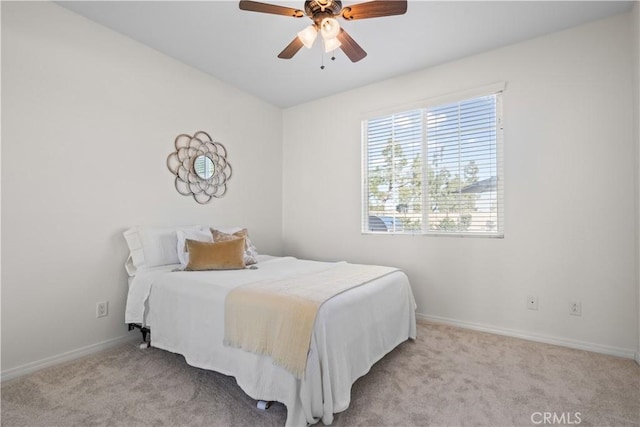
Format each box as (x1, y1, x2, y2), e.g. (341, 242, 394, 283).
(224, 262, 398, 379)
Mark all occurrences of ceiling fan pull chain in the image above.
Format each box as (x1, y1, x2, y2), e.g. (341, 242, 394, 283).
(320, 48, 325, 70)
(320, 51, 335, 69)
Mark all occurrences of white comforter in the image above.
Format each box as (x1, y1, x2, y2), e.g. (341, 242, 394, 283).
(125, 256, 417, 426)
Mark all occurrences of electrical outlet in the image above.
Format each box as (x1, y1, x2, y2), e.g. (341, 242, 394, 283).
(569, 301, 582, 316)
(96, 301, 109, 318)
(527, 295, 538, 310)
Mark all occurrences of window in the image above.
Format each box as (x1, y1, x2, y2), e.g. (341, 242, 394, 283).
(362, 86, 504, 236)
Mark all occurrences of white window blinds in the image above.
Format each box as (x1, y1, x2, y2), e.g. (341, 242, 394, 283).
(362, 88, 504, 236)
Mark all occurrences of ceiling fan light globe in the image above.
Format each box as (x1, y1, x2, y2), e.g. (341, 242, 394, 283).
(297, 25, 318, 48)
(323, 36, 341, 53)
(320, 17, 340, 40)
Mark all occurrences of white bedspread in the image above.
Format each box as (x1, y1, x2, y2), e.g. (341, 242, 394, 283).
(126, 256, 416, 426)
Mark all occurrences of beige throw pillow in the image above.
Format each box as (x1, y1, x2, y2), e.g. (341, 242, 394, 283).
(185, 237, 246, 271)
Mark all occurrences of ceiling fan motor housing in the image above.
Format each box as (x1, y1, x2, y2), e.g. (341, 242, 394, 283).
(304, 0, 342, 21)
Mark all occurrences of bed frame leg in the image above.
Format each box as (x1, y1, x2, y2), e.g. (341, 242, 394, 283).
(128, 324, 151, 349)
(139, 327, 150, 349)
(257, 400, 272, 410)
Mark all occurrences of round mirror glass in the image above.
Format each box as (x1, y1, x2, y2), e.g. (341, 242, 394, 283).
(194, 155, 215, 179)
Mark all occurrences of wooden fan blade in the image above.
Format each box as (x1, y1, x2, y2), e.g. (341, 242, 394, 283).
(341, 0, 407, 20)
(277, 36, 304, 59)
(239, 0, 304, 18)
(337, 29, 367, 62)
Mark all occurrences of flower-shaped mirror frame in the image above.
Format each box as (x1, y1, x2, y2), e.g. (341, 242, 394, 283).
(166, 131, 232, 204)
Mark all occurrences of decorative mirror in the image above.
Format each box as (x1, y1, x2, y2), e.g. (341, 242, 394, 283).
(194, 155, 215, 179)
(166, 131, 232, 204)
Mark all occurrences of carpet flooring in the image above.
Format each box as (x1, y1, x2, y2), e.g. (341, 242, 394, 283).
(2, 321, 639, 426)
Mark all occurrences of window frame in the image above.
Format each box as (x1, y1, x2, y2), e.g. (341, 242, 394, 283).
(361, 82, 505, 238)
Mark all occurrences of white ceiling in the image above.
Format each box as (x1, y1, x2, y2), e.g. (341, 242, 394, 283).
(57, 1, 634, 108)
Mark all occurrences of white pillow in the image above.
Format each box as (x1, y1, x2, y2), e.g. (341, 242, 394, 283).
(176, 229, 214, 269)
(123, 225, 202, 275)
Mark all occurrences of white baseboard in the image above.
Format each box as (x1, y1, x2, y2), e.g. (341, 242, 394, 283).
(1, 333, 138, 383)
(3, 319, 637, 381)
(417, 313, 637, 360)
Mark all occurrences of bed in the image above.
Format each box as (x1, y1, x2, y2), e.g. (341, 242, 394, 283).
(124, 227, 416, 426)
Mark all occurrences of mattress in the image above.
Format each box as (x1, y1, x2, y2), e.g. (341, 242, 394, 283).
(125, 255, 417, 426)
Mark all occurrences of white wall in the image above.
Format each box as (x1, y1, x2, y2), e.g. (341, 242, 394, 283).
(283, 13, 637, 356)
(1, 2, 283, 374)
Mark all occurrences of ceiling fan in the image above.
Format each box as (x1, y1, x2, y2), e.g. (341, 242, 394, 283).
(239, 0, 407, 63)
